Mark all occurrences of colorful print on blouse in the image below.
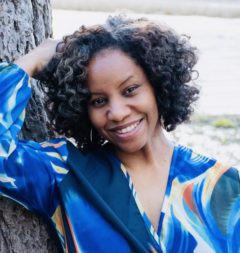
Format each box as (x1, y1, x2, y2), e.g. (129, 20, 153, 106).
(0, 62, 239, 253)
(121, 146, 240, 253)
(0, 62, 69, 246)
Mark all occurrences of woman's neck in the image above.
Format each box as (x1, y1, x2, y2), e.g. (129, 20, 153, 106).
(115, 127, 174, 173)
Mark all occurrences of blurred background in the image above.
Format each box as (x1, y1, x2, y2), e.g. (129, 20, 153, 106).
(51, 0, 240, 166)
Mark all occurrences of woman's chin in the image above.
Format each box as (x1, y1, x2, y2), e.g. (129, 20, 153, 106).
(114, 141, 145, 155)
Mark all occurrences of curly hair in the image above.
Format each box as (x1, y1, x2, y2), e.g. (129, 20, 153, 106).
(38, 15, 199, 150)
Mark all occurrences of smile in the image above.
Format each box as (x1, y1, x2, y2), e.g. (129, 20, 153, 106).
(109, 119, 143, 139)
(115, 121, 140, 134)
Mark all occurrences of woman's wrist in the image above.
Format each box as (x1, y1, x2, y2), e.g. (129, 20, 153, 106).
(14, 39, 61, 77)
(14, 53, 40, 77)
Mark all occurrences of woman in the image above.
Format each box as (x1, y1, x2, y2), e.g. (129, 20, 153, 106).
(0, 15, 239, 253)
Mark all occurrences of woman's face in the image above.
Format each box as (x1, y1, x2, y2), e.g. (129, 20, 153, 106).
(87, 49, 160, 154)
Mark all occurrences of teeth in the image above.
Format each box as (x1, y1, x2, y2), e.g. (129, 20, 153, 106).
(116, 121, 140, 134)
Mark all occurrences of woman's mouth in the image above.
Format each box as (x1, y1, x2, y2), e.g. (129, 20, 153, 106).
(109, 119, 143, 140)
(116, 120, 140, 134)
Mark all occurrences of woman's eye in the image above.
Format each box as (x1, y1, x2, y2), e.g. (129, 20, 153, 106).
(124, 85, 139, 96)
(90, 97, 107, 107)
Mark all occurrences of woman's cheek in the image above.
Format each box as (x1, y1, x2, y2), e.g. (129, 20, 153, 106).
(88, 109, 96, 127)
(88, 109, 105, 129)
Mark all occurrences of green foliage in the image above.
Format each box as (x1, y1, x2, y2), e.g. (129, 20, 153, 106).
(212, 118, 236, 128)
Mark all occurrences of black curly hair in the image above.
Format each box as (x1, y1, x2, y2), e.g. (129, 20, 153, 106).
(38, 15, 199, 150)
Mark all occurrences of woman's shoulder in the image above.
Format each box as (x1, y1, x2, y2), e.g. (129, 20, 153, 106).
(173, 144, 239, 182)
(173, 144, 217, 169)
(171, 144, 239, 216)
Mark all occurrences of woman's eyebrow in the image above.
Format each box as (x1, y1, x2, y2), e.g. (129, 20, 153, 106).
(119, 75, 134, 87)
(89, 91, 103, 96)
(89, 75, 134, 96)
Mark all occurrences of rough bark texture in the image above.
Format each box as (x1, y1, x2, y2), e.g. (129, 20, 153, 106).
(0, 0, 59, 252)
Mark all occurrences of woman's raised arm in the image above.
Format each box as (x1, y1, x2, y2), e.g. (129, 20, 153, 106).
(14, 39, 59, 77)
(0, 40, 69, 217)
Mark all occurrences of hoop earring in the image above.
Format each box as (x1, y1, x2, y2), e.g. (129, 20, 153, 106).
(90, 128, 93, 143)
(89, 128, 106, 146)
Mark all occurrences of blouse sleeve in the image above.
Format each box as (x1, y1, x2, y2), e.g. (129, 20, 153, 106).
(0, 62, 69, 217)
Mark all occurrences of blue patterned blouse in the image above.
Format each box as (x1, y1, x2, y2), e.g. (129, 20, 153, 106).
(0, 62, 239, 253)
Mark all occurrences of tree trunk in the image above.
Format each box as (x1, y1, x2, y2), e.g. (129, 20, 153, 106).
(0, 0, 59, 252)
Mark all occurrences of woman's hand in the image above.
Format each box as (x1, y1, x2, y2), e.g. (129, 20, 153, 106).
(14, 39, 61, 77)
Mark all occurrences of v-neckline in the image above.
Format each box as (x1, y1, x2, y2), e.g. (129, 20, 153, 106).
(116, 144, 179, 246)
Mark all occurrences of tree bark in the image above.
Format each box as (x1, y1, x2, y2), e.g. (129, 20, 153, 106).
(0, 0, 59, 252)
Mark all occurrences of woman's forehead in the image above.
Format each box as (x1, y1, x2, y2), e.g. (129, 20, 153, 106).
(87, 49, 145, 90)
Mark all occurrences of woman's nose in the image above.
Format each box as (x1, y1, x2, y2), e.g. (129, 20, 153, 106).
(107, 99, 131, 122)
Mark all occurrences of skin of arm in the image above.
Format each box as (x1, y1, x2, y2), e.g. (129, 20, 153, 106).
(14, 39, 60, 77)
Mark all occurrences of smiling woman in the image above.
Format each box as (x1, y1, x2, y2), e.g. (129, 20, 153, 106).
(39, 15, 199, 151)
(87, 49, 160, 155)
(0, 15, 239, 253)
